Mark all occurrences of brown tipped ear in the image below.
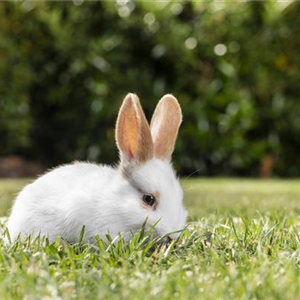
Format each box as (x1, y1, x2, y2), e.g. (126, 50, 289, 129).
(116, 93, 153, 165)
(150, 94, 182, 160)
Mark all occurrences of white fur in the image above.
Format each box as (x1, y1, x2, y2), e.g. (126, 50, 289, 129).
(7, 159, 187, 243)
(7, 93, 187, 243)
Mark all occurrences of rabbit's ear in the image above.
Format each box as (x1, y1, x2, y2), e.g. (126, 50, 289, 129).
(150, 94, 182, 160)
(116, 93, 153, 165)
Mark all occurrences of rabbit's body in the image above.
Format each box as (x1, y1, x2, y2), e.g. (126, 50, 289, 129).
(8, 163, 125, 242)
(7, 94, 187, 243)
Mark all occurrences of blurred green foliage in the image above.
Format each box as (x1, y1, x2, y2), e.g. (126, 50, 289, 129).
(0, 1, 300, 176)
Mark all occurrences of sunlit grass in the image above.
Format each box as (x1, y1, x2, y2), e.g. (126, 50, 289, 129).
(0, 178, 300, 299)
(0, 179, 30, 217)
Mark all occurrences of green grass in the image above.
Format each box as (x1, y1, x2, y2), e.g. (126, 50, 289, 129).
(1, 178, 300, 299)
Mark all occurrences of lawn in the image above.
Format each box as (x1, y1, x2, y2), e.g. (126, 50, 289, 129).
(0, 178, 300, 299)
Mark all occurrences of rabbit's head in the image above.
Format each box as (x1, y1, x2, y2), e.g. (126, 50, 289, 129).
(115, 93, 187, 239)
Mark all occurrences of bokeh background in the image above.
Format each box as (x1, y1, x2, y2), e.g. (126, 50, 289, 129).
(0, 1, 299, 178)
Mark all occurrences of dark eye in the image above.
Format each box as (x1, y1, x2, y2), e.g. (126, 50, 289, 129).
(142, 193, 156, 208)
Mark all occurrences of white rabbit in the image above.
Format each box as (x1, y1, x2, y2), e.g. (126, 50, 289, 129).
(7, 93, 187, 243)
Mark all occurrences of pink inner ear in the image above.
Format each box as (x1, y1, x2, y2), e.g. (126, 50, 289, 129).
(116, 93, 154, 164)
(127, 148, 134, 161)
(150, 95, 182, 160)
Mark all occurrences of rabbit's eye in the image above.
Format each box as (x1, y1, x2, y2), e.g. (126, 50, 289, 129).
(142, 194, 156, 208)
